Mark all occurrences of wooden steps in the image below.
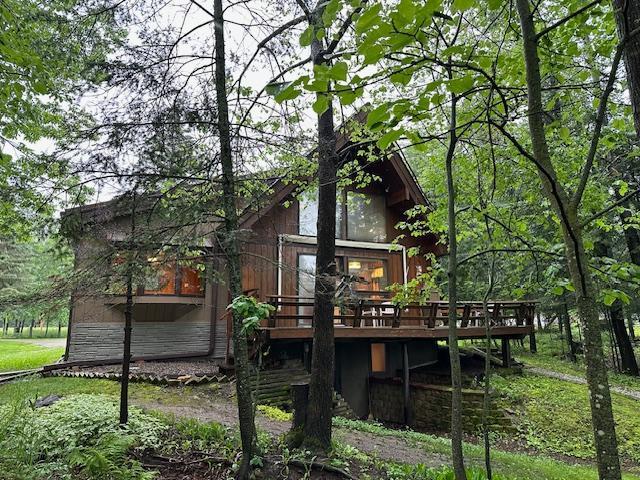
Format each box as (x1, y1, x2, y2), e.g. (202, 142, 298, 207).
(250, 363, 355, 418)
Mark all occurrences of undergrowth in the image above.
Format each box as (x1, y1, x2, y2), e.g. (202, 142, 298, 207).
(0, 394, 166, 479)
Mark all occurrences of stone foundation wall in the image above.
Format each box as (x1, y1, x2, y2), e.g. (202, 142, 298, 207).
(369, 377, 514, 433)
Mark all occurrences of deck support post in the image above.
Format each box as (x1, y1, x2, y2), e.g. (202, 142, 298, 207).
(501, 338, 512, 368)
(402, 342, 412, 425)
(529, 331, 537, 353)
(291, 381, 309, 431)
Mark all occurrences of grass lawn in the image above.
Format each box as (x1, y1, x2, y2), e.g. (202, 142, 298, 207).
(511, 329, 640, 391)
(493, 372, 640, 467)
(0, 340, 64, 372)
(335, 416, 640, 480)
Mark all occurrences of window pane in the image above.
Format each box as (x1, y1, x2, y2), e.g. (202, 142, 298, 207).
(347, 258, 387, 292)
(144, 256, 176, 295)
(371, 343, 386, 372)
(346, 192, 386, 242)
(297, 254, 316, 325)
(298, 187, 343, 237)
(180, 265, 204, 296)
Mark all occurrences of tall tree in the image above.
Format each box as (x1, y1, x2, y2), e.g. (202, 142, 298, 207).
(212, 0, 256, 476)
(295, 0, 339, 452)
(515, 0, 622, 477)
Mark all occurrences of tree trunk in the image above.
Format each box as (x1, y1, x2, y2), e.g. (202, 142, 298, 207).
(610, 301, 639, 375)
(626, 309, 636, 341)
(515, 1, 622, 477)
(562, 301, 576, 362)
(612, 0, 640, 136)
(444, 67, 466, 480)
(303, 2, 338, 452)
(120, 191, 135, 426)
(595, 240, 639, 375)
(213, 0, 256, 476)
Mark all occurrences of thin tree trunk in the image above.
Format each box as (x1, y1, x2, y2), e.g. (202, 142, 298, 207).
(481, 255, 496, 480)
(213, 0, 256, 476)
(120, 190, 136, 425)
(515, 1, 622, 477)
(595, 240, 638, 375)
(303, 1, 338, 452)
(626, 308, 636, 341)
(444, 65, 466, 480)
(562, 301, 576, 362)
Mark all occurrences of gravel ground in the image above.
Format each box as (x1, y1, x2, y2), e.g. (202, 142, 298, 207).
(78, 359, 223, 378)
(526, 366, 640, 401)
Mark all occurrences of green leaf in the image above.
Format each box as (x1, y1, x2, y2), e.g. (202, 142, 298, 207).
(397, 0, 416, 19)
(367, 104, 390, 129)
(452, 0, 474, 12)
(274, 84, 301, 103)
(312, 95, 330, 114)
(551, 286, 564, 296)
(559, 127, 571, 140)
(300, 26, 314, 47)
(377, 129, 403, 150)
(355, 3, 383, 33)
(329, 61, 348, 82)
(447, 76, 474, 94)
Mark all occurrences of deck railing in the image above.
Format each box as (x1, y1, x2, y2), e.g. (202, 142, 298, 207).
(265, 293, 535, 329)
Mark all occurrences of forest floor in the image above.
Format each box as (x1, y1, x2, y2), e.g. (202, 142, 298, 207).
(1, 376, 639, 480)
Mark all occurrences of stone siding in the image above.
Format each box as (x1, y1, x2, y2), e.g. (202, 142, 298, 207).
(369, 377, 514, 433)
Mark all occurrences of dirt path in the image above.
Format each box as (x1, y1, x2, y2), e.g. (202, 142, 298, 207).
(526, 366, 640, 401)
(135, 398, 447, 467)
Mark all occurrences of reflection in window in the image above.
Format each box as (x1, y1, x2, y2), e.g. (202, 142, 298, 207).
(144, 256, 176, 295)
(180, 264, 204, 295)
(347, 258, 387, 293)
(346, 192, 386, 242)
(298, 187, 343, 237)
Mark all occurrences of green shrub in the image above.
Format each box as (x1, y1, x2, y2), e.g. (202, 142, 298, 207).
(0, 393, 167, 479)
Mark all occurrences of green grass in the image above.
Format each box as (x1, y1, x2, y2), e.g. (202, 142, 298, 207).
(334, 417, 640, 480)
(493, 372, 640, 464)
(0, 340, 64, 372)
(511, 330, 640, 391)
(1, 326, 68, 339)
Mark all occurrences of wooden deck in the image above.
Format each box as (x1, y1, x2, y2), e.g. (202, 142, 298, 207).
(263, 294, 536, 341)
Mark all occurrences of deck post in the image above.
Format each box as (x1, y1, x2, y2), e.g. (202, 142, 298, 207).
(501, 338, 512, 368)
(291, 381, 309, 431)
(402, 342, 412, 425)
(529, 331, 537, 353)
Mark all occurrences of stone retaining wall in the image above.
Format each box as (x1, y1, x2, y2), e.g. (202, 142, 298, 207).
(369, 377, 514, 433)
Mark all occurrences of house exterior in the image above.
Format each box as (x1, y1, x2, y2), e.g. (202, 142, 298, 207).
(62, 133, 535, 419)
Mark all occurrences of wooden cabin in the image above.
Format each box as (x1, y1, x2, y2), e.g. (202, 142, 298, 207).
(62, 134, 535, 419)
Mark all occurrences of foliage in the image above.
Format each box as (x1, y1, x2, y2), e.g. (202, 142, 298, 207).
(0, 393, 166, 479)
(0, 0, 123, 235)
(227, 295, 275, 335)
(0, 340, 63, 372)
(256, 404, 293, 422)
(493, 373, 640, 462)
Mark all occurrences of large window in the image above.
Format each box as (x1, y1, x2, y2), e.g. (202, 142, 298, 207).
(298, 188, 386, 242)
(346, 192, 386, 242)
(110, 251, 205, 297)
